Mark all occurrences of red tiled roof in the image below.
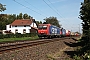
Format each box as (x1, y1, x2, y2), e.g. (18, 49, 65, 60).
(11, 19, 33, 26)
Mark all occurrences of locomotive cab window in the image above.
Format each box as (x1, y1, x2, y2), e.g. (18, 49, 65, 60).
(43, 26, 47, 29)
(38, 26, 43, 29)
(38, 25, 47, 30)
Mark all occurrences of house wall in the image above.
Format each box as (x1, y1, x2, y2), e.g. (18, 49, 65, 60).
(30, 22, 37, 28)
(6, 25, 31, 34)
(6, 22, 37, 34)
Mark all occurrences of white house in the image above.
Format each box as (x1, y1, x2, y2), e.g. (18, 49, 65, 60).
(6, 19, 38, 34)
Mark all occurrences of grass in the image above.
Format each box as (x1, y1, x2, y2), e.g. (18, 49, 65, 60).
(0, 36, 39, 42)
(46, 54, 55, 60)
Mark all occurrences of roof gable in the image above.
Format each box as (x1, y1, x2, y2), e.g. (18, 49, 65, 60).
(11, 19, 33, 26)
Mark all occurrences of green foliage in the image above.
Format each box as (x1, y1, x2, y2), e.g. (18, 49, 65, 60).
(84, 0, 90, 3)
(15, 33, 22, 38)
(73, 55, 81, 60)
(43, 16, 61, 28)
(79, 2, 90, 39)
(0, 34, 4, 39)
(8, 14, 17, 23)
(16, 13, 32, 19)
(73, 51, 90, 60)
(83, 51, 90, 60)
(17, 13, 23, 19)
(4, 34, 13, 39)
(0, 36, 39, 42)
(0, 14, 15, 30)
(0, 3, 6, 12)
(74, 1, 90, 60)
(23, 13, 31, 19)
(0, 33, 38, 39)
(0, 13, 32, 30)
(36, 21, 42, 26)
(30, 33, 37, 37)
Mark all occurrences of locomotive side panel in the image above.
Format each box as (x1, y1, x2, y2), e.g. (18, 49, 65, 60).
(49, 25, 60, 37)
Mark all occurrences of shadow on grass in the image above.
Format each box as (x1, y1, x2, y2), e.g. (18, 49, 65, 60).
(71, 38, 78, 41)
(64, 37, 85, 47)
(64, 51, 77, 58)
(64, 41, 81, 47)
(63, 38, 82, 59)
(64, 37, 90, 59)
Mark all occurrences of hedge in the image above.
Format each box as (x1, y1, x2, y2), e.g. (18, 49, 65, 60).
(0, 33, 37, 39)
(0, 34, 4, 39)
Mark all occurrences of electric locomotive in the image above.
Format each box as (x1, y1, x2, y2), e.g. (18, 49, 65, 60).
(38, 24, 61, 38)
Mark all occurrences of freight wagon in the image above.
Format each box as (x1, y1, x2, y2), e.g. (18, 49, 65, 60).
(66, 30, 71, 37)
(60, 28, 66, 37)
(38, 24, 61, 38)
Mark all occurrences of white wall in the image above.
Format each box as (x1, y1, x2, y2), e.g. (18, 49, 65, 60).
(30, 22, 37, 28)
(6, 22, 37, 34)
(6, 25, 31, 34)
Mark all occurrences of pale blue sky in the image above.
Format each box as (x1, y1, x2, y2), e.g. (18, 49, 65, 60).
(0, 0, 84, 33)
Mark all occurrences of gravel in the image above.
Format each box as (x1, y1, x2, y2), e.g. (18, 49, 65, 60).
(0, 38, 77, 60)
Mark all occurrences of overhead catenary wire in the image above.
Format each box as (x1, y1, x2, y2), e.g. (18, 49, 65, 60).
(43, 0, 64, 21)
(13, 0, 46, 17)
(13, 0, 66, 22)
(47, 0, 65, 20)
(23, 0, 49, 16)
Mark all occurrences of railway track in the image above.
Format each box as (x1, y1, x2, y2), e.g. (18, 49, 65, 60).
(0, 38, 65, 53)
(0, 37, 78, 53)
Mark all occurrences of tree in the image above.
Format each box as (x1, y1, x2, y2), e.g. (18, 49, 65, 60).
(79, 1, 90, 41)
(16, 13, 32, 19)
(76, 0, 90, 59)
(36, 21, 42, 25)
(7, 14, 16, 23)
(84, 0, 90, 3)
(17, 13, 23, 19)
(44, 16, 61, 27)
(0, 14, 8, 30)
(0, 3, 6, 12)
(23, 13, 31, 19)
(0, 14, 17, 30)
(0, 13, 33, 30)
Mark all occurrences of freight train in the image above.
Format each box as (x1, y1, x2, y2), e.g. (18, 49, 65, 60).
(37, 24, 71, 38)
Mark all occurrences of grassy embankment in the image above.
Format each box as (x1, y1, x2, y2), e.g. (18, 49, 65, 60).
(0, 36, 39, 42)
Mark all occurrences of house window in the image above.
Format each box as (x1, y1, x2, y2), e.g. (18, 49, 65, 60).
(24, 25, 26, 27)
(9, 25, 11, 28)
(23, 29, 26, 34)
(15, 26, 17, 27)
(15, 29, 18, 33)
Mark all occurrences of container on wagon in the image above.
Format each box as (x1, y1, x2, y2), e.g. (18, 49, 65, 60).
(60, 28, 66, 37)
(66, 30, 71, 37)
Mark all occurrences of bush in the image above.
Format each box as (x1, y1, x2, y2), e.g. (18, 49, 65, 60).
(15, 33, 22, 38)
(0, 33, 38, 39)
(30, 33, 37, 37)
(0, 34, 4, 39)
(4, 34, 15, 38)
(73, 55, 81, 60)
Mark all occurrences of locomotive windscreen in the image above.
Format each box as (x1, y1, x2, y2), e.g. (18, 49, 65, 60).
(38, 25, 47, 30)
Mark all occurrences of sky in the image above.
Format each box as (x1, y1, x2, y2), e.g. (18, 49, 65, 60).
(0, 0, 84, 33)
